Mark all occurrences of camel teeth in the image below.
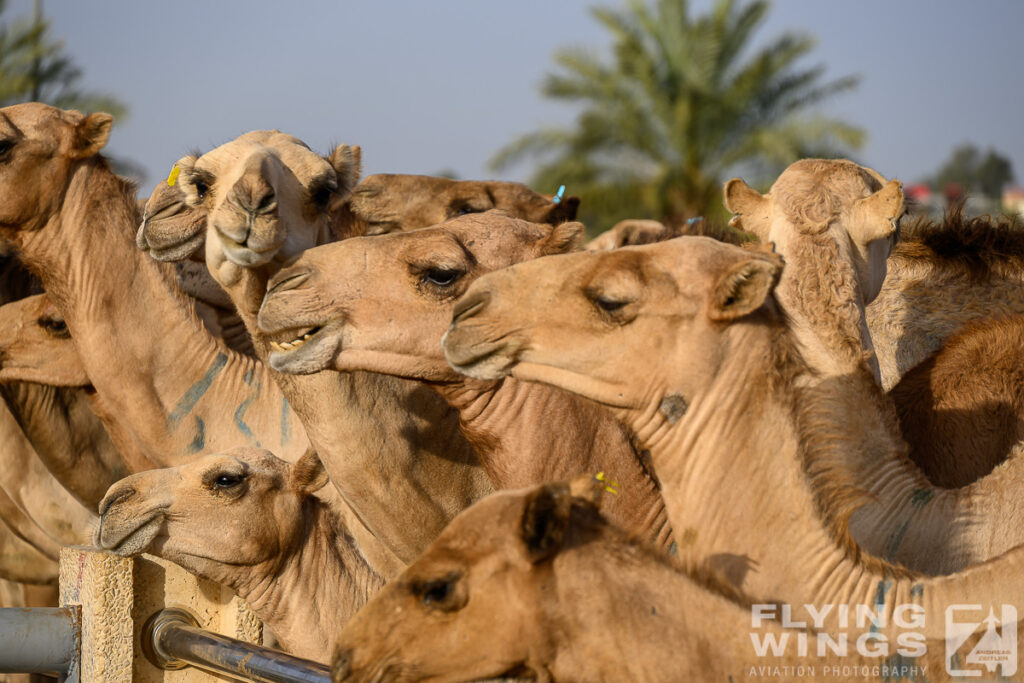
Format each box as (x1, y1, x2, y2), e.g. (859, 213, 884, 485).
(280, 341, 295, 351)
(291, 338, 306, 348)
(270, 341, 282, 351)
(302, 333, 311, 341)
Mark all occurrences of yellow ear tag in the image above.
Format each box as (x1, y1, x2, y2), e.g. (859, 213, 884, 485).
(595, 471, 620, 495)
(166, 166, 180, 187)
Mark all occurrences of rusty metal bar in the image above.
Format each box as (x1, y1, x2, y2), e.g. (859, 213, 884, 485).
(0, 606, 80, 680)
(143, 608, 330, 683)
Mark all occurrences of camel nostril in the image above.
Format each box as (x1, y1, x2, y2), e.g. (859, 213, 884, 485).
(267, 270, 311, 295)
(98, 486, 136, 517)
(232, 178, 276, 216)
(452, 290, 491, 324)
(331, 649, 352, 683)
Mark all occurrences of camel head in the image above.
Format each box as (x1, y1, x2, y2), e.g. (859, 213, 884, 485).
(345, 174, 579, 237)
(443, 238, 783, 412)
(175, 131, 361, 269)
(0, 103, 113, 235)
(94, 446, 328, 575)
(136, 157, 209, 262)
(724, 159, 904, 304)
(0, 293, 90, 386)
(257, 211, 584, 378)
(333, 481, 594, 682)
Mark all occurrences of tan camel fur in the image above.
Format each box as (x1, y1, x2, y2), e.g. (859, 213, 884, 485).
(337, 173, 579, 239)
(0, 104, 408, 576)
(0, 496, 59, 582)
(443, 238, 1024, 598)
(889, 315, 1024, 488)
(868, 209, 1024, 389)
(257, 212, 673, 550)
(0, 104, 313, 466)
(96, 447, 383, 662)
(334, 481, 1019, 682)
(584, 217, 754, 251)
(723, 159, 904, 383)
(175, 132, 493, 563)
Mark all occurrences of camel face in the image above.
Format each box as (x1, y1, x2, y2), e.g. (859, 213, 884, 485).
(257, 211, 584, 377)
(0, 103, 112, 234)
(94, 446, 323, 571)
(136, 159, 208, 262)
(348, 174, 579, 236)
(176, 131, 359, 268)
(334, 484, 574, 682)
(443, 238, 782, 410)
(0, 293, 89, 386)
(724, 159, 904, 304)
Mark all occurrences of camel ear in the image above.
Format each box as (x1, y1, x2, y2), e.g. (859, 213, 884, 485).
(521, 482, 572, 564)
(290, 447, 329, 496)
(548, 195, 580, 223)
(723, 178, 771, 240)
(328, 144, 362, 202)
(71, 113, 113, 159)
(708, 256, 781, 321)
(848, 179, 904, 245)
(540, 221, 585, 255)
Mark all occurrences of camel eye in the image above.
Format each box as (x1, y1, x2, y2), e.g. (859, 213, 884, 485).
(422, 268, 462, 287)
(212, 473, 245, 489)
(594, 296, 628, 313)
(0, 139, 14, 159)
(194, 180, 209, 200)
(411, 571, 464, 611)
(310, 180, 337, 208)
(38, 316, 70, 338)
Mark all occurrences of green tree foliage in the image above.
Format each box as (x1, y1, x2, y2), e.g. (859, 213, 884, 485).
(490, 0, 864, 234)
(0, 0, 139, 178)
(932, 143, 1014, 199)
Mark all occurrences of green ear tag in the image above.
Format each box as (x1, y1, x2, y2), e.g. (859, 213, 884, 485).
(166, 166, 180, 187)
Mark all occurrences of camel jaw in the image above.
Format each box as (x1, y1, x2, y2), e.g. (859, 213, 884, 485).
(441, 328, 519, 381)
(267, 323, 341, 375)
(146, 229, 207, 263)
(94, 510, 165, 557)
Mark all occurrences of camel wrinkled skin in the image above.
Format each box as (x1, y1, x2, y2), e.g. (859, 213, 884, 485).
(333, 481, 1016, 683)
(443, 238, 1024, 616)
(96, 447, 382, 662)
(177, 131, 491, 564)
(258, 212, 673, 551)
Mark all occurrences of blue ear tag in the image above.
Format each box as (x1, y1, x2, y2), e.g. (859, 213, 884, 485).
(553, 185, 566, 204)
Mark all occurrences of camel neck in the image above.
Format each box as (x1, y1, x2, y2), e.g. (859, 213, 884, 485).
(435, 377, 674, 550)
(12, 160, 303, 465)
(236, 498, 382, 662)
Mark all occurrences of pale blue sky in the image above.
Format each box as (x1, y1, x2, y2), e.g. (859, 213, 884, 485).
(19, 0, 1024, 192)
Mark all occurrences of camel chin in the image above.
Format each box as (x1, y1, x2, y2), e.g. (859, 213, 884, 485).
(95, 513, 164, 557)
(268, 325, 341, 375)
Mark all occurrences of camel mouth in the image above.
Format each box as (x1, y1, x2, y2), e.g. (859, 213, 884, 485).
(268, 322, 343, 375)
(267, 325, 323, 353)
(94, 510, 166, 557)
(146, 228, 207, 263)
(441, 330, 518, 381)
(215, 228, 286, 267)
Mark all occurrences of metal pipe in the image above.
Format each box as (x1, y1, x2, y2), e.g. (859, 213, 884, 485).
(0, 606, 80, 679)
(143, 608, 330, 683)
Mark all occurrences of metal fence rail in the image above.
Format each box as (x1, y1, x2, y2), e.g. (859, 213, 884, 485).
(143, 608, 331, 683)
(0, 606, 80, 681)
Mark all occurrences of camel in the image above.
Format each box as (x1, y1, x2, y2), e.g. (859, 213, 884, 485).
(722, 159, 904, 383)
(334, 481, 1018, 682)
(888, 315, 1024, 487)
(584, 217, 753, 251)
(867, 208, 1024, 389)
(169, 129, 492, 564)
(256, 211, 673, 550)
(443, 237, 1024, 607)
(95, 446, 383, 662)
(0, 104, 413, 575)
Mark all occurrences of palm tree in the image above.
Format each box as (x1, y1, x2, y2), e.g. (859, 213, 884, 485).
(490, 0, 864, 233)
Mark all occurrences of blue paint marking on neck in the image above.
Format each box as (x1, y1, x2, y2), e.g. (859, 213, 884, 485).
(168, 353, 228, 428)
(234, 367, 262, 447)
(280, 396, 291, 446)
(686, 216, 703, 225)
(870, 579, 892, 634)
(186, 417, 206, 454)
(553, 185, 566, 204)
